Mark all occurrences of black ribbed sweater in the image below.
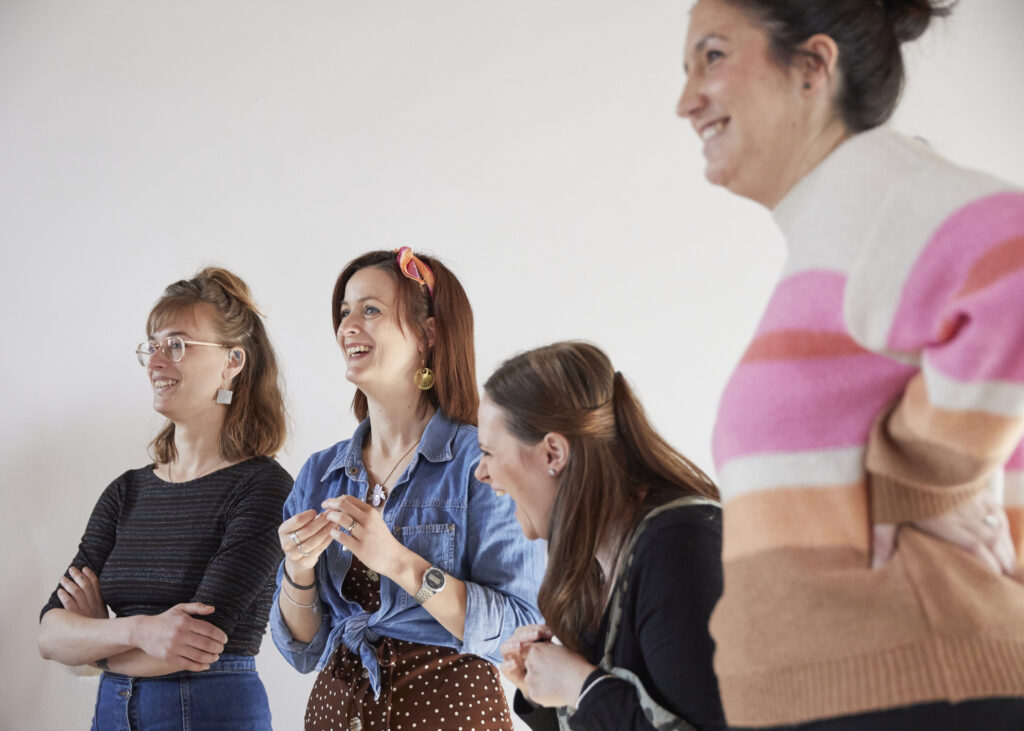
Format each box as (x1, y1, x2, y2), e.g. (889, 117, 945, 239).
(41, 457, 293, 656)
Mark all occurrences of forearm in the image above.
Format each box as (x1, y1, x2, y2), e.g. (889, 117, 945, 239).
(100, 648, 193, 678)
(38, 608, 139, 666)
(389, 550, 466, 641)
(277, 561, 323, 643)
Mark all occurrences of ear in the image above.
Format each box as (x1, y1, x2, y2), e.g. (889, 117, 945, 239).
(541, 432, 571, 476)
(797, 33, 840, 93)
(222, 348, 246, 382)
(420, 317, 437, 352)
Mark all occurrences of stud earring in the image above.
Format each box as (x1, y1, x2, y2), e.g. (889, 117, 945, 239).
(548, 468, 556, 477)
(413, 366, 435, 391)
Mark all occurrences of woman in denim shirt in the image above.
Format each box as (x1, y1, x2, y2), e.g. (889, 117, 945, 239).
(271, 248, 545, 730)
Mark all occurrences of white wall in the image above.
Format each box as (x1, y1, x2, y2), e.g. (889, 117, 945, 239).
(2, 1, 1021, 729)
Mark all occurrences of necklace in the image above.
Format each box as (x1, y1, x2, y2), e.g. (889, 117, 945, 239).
(167, 457, 227, 483)
(365, 441, 418, 507)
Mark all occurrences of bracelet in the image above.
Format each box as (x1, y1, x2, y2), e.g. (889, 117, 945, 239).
(281, 586, 320, 614)
(576, 673, 614, 709)
(283, 566, 316, 591)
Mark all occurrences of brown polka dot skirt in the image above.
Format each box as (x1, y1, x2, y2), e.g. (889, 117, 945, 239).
(304, 556, 514, 731)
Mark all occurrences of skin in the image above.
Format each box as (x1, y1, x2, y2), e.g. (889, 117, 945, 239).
(276, 266, 471, 645)
(678, 0, 1015, 576)
(475, 397, 596, 708)
(38, 305, 244, 675)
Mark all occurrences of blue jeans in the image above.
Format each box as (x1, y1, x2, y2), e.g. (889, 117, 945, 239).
(90, 654, 272, 731)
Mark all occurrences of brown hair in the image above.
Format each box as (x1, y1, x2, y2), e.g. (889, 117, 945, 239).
(147, 267, 287, 463)
(331, 250, 478, 425)
(722, 0, 955, 131)
(483, 341, 718, 652)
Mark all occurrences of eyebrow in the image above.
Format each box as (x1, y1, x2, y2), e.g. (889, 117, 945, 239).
(148, 330, 190, 339)
(340, 296, 384, 306)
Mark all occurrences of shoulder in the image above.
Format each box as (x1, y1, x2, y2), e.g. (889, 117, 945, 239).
(635, 502, 722, 560)
(235, 457, 294, 492)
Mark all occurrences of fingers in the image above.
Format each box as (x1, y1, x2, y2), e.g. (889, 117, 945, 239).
(178, 602, 216, 616)
(870, 523, 898, 569)
(281, 512, 334, 565)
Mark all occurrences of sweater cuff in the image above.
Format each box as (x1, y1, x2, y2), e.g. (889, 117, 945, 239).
(869, 471, 985, 524)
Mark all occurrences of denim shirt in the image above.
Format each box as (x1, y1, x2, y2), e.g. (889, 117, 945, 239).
(270, 411, 546, 696)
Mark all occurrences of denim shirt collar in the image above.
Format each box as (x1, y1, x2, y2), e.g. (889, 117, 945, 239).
(321, 410, 459, 485)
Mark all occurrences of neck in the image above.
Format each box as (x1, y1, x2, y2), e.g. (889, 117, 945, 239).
(168, 414, 230, 480)
(363, 393, 435, 456)
(764, 118, 852, 210)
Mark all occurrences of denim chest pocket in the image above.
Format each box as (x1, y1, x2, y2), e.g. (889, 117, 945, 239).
(394, 523, 456, 574)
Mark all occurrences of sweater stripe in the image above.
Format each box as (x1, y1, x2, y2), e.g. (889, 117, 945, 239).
(722, 484, 867, 561)
(718, 446, 863, 499)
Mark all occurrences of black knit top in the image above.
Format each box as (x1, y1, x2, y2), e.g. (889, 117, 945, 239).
(41, 457, 293, 656)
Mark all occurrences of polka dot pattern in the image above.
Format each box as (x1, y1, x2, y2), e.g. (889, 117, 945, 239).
(304, 555, 514, 731)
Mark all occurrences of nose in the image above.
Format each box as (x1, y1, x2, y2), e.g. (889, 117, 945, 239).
(474, 458, 490, 484)
(338, 314, 361, 342)
(676, 74, 703, 119)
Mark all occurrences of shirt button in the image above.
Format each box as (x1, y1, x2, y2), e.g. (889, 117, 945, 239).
(349, 716, 363, 730)
(348, 467, 358, 475)
(360, 666, 369, 678)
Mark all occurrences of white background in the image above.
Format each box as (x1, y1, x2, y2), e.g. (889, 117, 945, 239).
(2, 1, 1022, 729)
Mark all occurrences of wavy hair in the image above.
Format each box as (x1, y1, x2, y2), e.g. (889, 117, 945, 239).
(483, 341, 718, 651)
(147, 267, 287, 463)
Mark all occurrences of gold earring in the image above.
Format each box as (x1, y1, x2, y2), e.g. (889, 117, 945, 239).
(413, 366, 435, 391)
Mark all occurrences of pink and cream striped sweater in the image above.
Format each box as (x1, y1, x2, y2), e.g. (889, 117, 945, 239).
(711, 127, 1024, 726)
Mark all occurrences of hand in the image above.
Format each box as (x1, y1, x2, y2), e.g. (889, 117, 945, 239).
(57, 566, 108, 620)
(278, 509, 334, 574)
(873, 491, 1016, 575)
(520, 640, 597, 709)
(499, 624, 554, 695)
(322, 495, 411, 579)
(131, 603, 227, 672)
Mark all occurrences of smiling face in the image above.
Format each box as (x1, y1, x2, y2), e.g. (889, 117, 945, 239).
(337, 266, 426, 396)
(146, 304, 230, 423)
(475, 396, 560, 541)
(677, 0, 809, 206)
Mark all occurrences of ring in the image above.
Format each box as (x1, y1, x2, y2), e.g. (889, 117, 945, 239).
(983, 513, 998, 528)
(346, 520, 358, 534)
(298, 542, 311, 557)
(290, 531, 301, 545)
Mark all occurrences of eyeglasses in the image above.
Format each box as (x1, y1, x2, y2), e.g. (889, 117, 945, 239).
(136, 336, 225, 367)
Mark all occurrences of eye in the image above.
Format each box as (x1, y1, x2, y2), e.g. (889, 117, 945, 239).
(339, 308, 351, 320)
(364, 305, 381, 316)
(705, 49, 724, 64)
(167, 338, 185, 353)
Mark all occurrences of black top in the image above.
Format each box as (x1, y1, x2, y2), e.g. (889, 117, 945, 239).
(41, 457, 293, 656)
(516, 503, 726, 731)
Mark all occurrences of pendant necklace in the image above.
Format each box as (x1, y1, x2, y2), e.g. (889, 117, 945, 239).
(365, 440, 418, 507)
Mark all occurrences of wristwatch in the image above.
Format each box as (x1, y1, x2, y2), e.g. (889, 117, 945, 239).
(414, 566, 447, 604)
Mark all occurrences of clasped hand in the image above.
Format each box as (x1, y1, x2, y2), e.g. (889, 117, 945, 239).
(499, 624, 598, 709)
(873, 490, 1016, 575)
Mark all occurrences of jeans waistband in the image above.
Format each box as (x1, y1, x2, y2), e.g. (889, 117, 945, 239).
(102, 653, 256, 680)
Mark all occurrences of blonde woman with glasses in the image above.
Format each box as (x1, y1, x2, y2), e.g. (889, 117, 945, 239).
(38, 267, 292, 731)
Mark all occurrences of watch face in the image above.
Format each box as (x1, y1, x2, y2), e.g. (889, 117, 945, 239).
(424, 567, 446, 590)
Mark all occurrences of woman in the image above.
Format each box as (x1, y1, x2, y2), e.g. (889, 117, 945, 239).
(477, 341, 727, 731)
(677, 1, 1024, 728)
(37, 267, 292, 730)
(271, 248, 545, 730)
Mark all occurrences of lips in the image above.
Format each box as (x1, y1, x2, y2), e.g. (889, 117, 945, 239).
(345, 344, 372, 358)
(699, 118, 728, 142)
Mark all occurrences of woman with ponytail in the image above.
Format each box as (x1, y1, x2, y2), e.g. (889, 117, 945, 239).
(38, 267, 292, 730)
(476, 341, 726, 730)
(678, 0, 1024, 728)
(271, 249, 544, 730)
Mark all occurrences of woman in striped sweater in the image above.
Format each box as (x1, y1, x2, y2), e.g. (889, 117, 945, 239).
(677, 1, 1024, 729)
(38, 268, 292, 730)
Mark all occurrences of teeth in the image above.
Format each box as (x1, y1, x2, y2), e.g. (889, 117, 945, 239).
(153, 379, 177, 388)
(701, 120, 727, 141)
(346, 345, 371, 356)
(493, 489, 507, 497)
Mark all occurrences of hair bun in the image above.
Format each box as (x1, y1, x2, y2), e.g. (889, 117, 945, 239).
(881, 0, 956, 43)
